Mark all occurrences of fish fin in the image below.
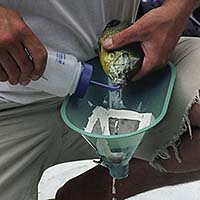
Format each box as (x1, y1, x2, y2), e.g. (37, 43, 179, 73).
(103, 19, 121, 32)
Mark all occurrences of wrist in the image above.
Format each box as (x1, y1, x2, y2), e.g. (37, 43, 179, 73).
(162, 0, 197, 17)
(160, 0, 197, 33)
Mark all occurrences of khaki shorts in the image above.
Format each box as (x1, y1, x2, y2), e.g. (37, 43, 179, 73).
(135, 37, 200, 171)
(0, 98, 96, 200)
(0, 37, 200, 200)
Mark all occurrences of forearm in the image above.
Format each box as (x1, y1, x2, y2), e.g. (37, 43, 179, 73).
(163, 0, 198, 19)
(158, 0, 198, 38)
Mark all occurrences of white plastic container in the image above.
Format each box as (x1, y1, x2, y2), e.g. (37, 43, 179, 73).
(29, 50, 93, 97)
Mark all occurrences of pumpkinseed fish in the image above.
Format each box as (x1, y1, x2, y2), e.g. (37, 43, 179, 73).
(99, 20, 144, 85)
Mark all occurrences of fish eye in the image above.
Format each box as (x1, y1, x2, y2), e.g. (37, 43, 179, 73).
(109, 52, 115, 58)
(122, 52, 129, 58)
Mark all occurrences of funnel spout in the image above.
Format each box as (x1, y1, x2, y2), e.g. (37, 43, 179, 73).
(108, 162, 129, 179)
(96, 138, 138, 179)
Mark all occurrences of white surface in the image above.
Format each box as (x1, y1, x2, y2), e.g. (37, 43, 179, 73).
(38, 160, 200, 200)
(38, 160, 96, 200)
(127, 181, 200, 200)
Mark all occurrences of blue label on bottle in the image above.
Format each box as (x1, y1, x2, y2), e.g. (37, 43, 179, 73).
(56, 52, 66, 65)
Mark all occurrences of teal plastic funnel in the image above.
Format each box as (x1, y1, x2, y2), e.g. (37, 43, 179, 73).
(61, 57, 176, 179)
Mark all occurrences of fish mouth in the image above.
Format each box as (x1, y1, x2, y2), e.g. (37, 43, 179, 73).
(99, 19, 144, 84)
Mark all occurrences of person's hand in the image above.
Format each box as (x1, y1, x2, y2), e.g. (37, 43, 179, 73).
(103, 2, 194, 81)
(0, 6, 47, 85)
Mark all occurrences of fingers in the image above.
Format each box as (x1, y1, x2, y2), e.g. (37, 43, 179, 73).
(0, 7, 47, 85)
(131, 56, 153, 81)
(0, 65, 8, 82)
(103, 23, 141, 50)
(7, 41, 34, 85)
(21, 25, 47, 80)
(0, 50, 20, 85)
(0, 31, 46, 86)
(131, 54, 168, 81)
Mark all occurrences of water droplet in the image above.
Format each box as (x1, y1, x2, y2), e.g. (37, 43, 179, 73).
(88, 101, 94, 107)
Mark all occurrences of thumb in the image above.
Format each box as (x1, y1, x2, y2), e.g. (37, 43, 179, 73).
(102, 23, 141, 50)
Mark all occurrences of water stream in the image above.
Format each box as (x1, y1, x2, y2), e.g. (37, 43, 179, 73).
(109, 88, 126, 109)
(112, 178, 117, 200)
(109, 88, 124, 200)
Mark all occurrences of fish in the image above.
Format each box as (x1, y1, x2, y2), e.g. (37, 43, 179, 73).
(99, 20, 144, 85)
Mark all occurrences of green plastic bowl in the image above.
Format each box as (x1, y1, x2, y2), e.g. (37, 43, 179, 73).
(61, 57, 176, 178)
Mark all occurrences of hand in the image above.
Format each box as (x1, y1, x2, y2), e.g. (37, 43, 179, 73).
(103, 4, 192, 81)
(0, 6, 47, 85)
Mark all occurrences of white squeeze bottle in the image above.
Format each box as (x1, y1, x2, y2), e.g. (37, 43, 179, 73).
(29, 50, 93, 98)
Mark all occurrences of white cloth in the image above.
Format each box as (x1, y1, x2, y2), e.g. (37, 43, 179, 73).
(0, 0, 141, 104)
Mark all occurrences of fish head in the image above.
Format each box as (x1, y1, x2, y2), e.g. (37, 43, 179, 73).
(99, 20, 144, 85)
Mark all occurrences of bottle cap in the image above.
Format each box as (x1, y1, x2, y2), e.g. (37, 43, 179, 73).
(74, 63, 93, 98)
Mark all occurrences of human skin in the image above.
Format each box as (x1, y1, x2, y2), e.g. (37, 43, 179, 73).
(0, 6, 47, 85)
(103, 0, 198, 81)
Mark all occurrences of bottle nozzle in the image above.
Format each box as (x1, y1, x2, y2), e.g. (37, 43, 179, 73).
(74, 63, 121, 98)
(90, 80, 121, 92)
